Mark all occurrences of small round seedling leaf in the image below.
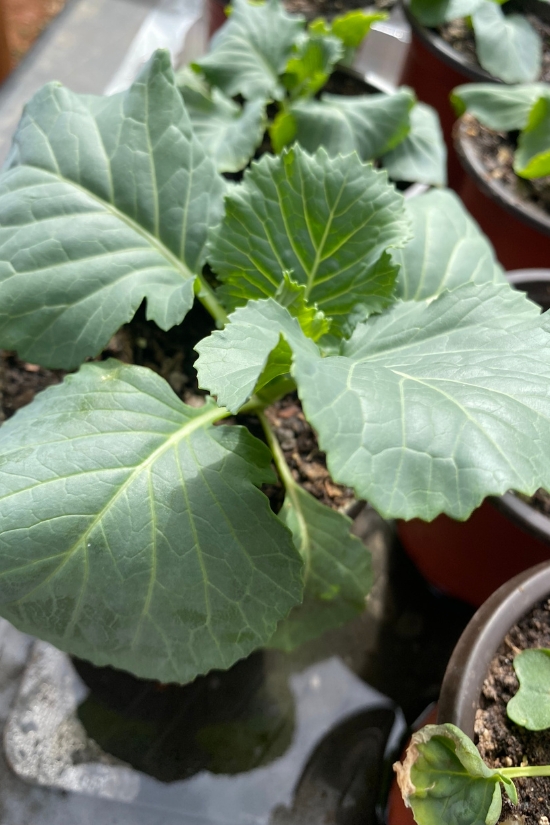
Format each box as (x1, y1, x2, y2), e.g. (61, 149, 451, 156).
(507, 648, 550, 730)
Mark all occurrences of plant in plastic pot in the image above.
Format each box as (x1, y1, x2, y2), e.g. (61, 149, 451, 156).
(393, 562, 550, 825)
(398, 0, 550, 188)
(2, 44, 550, 687)
(184, 0, 446, 186)
(450, 83, 550, 270)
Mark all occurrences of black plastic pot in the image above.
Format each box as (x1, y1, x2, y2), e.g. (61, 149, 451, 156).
(397, 270, 550, 608)
(454, 117, 550, 270)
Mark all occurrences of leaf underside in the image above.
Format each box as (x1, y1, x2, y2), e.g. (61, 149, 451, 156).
(0, 361, 303, 683)
(0, 50, 225, 369)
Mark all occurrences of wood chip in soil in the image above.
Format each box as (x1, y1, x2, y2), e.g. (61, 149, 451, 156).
(475, 598, 550, 824)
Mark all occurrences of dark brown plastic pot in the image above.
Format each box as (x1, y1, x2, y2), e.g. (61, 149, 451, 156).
(397, 270, 550, 608)
(454, 117, 550, 270)
(399, 0, 496, 190)
(387, 562, 550, 824)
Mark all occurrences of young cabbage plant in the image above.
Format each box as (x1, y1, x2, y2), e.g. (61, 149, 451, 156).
(394, 723, 550, 825)
(178, 0, 446, 185)
(2, 50, 550, 686)
(452, 83, 550, 179)
(410, 0, 544, 84)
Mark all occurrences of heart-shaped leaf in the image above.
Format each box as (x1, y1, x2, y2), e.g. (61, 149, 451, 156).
(0, 360, 303, 683)
(382, 102, 447, 186)
(194, 0, 304, 101)
(472, 1, 541, 83)
(394, 723, 517, 825)
(507, 648, 550, 730)
(208, 146, 410, 335)
(178, 68, 266, 173)
(288, 88, 415, 161)
(0, 50, 225, 369)
(269, 485, 371, 651)
(393, 189, 505, 302)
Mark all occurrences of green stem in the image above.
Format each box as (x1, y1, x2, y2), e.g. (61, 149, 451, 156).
(500, 765, 550, 779)
(258, 410, 296, 492)
(196, 274, 228, 327)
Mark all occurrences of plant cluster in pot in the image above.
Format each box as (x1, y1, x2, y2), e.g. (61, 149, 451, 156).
(182, 0, 447, 188)
(394, 561, 550, 825)
(2, 0, 550, 753)
(450, 83, 550, 271)
(398, 0, 550, 189)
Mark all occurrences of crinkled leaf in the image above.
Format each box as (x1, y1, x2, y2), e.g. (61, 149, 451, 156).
(269, 487, 372, 651)
(289, 88, 415, 162)
(382, 102, 447, 186)
(472, 2, 541, 83)
(194, 0, 304, 101)
(0, 360, 303, 683)
(209, 146, 410, 335)
(283, 33, 343, 99)
(329, 9, 387, 47)
(0, 50, 225, 369)
(195, 297, 318, 414)
(177, 68, 266, 173)
(394, 723, 517, 825)
(274, 272, 330, 341)
(394, 189, 505, 301)
(507, 648, 550, 730)
(410, 0, 484, 27)
(515, 94, 550, 179)
(451, 82, 548, 132)
(292, 283, 550, 521)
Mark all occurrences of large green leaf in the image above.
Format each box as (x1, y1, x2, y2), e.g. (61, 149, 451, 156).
(394, 724, 517, 825)
(194, 0, 304, 101)
(451, 82, 547, 132)
(209, 146, 410, 335)
(177, 68, 266, 173)
(382, 102, 447, 186)
(472, 1, 541, 83)
(507, 648, 550, 730)
(269, 486, 372, 651)
(393, 190, 505, 302)
(292, 283, 550, 520)
(0, 360, 303, 683)
(0, 50, 225, 370)
(288, 89, 415, 162)
(515, 94, 550, 179)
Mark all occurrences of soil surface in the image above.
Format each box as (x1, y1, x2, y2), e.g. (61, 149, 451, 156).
(475, 598, 550, 824)
(3, 0, 68, 67)
(0, 305, 352, 515)
(460, 113, 550, 217)
(438, 13, 550, 82)
(283, 0, 392, 22)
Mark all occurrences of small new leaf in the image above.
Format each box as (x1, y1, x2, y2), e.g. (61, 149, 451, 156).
(209, 146, 410, 335)
(507, 648, 550, 730)
(283, 32, 343, 99)
(515, 94, 550, 179)
(394, 723, 517, 825)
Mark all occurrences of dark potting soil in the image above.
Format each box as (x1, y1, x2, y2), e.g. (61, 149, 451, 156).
(283, 0, 392, 20)
(438, 14, 550, 82)
(475, 598, 550, 824)
(461, 113, 550, 217)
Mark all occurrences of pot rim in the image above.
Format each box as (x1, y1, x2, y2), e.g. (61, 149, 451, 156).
(401, 0, 498, 82)
(454, 116, 550, 238)
(437, 561, 550, 735)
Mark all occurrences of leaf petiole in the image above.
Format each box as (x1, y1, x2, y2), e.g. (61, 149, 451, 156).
(500, 765, 550, 779)
(195, 274, 229, 327)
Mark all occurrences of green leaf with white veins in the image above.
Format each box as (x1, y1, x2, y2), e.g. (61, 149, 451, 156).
(269, 486, 372, 651)
(289, 88, 415, 162)
(0, 50, 225, 370)
(393, 190, 505, 302)
(209, 147, 410, 335)
(0, 360, 303, 683)
(292, 283, 550, 521)
(194, 0, 304, 101)
(382, 103, 447, 187)
(472, 2, 541, 83)
(178, 68, 266, 173)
